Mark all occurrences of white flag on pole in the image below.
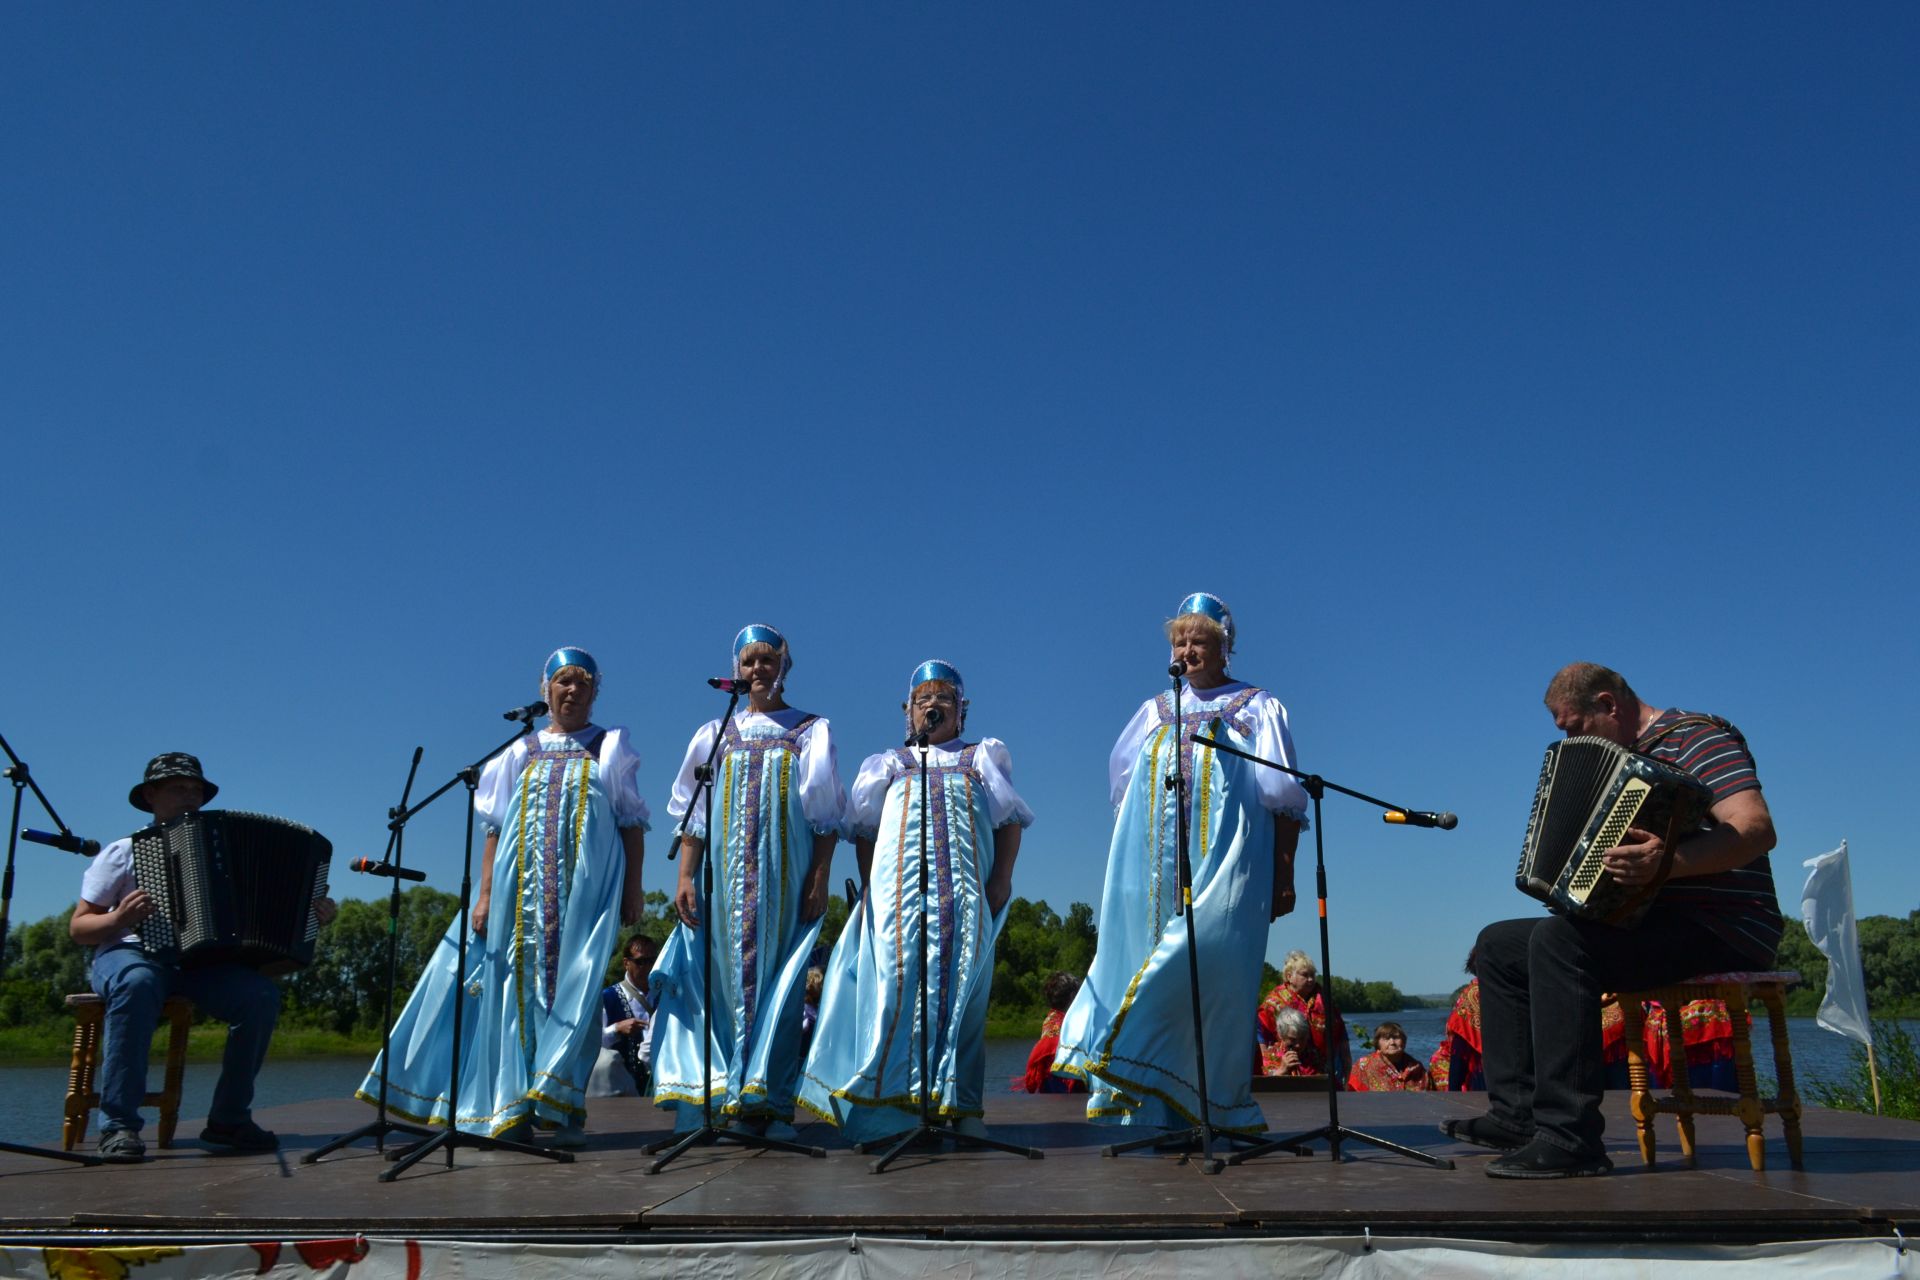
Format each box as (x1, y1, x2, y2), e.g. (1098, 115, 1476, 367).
(1800, 841, 1872, 1046)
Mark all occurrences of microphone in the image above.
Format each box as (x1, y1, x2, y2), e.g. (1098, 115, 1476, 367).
(21, 828, 101, 856)
(707, 677, 750, 693)
(350, 857, 429, 882)
(1168, 661, 1185, 678)
(904, 705, 945, 747)
(1383, 810, 1458, 831)
(503, 700, 548, 721)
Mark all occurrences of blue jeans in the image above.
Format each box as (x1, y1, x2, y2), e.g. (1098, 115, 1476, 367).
(89, 945, 282, 1136)
(1475, 906, 1752, 1155)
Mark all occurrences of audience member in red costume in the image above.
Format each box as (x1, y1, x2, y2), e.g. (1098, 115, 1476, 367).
(1601, 997, 1739, 1090)
(1257, 950, 1350, 1079)
(1264, 1006, 1320, 1077)
(1022, 971, 1086, 1093)
(1428, 951, 1485, 1090)
(1348, 1021, 1433, 1091)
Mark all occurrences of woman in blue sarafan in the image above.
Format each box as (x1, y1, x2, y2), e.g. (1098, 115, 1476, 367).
(799, 660, 1033, 1142)
(1053, 594, 1308, 1133)
(357, 647, 649, 1145)
(650, 624, 845, 1138)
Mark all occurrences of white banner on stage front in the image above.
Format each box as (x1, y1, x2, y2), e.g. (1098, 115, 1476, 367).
(2, 1234, 1913, 1280)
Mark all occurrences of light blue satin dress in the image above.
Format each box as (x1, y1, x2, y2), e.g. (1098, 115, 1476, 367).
(799, 738, 1033, 1140)
(357, 725, 648, 1134)
(651, 708, 845, 1129)
(1053, 682, 1306, 1131)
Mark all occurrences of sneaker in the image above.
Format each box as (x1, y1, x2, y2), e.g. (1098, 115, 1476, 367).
(546, 1125, 588, 1150)
(1485, 1137, 1612, 1180)
(955, 1116, 989, 1141)
(99, 1129, 147, 1164)
(199, 1119, 279, 1154)
(763, 1121, 798, 1142)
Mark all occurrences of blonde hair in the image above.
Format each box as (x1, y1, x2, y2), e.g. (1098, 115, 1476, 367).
(1281, 949, 1316, 982)
(1165, 613, 1231, 652)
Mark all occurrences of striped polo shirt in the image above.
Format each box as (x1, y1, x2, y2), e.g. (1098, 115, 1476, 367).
(1641, 710, 1783, 964)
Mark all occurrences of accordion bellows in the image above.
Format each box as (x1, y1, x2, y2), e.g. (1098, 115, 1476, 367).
(1515, 736, 1714, 928)
(131, 810, 333, 975)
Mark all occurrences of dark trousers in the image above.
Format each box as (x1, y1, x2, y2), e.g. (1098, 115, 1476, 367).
(1475, 907, 1751, 1154)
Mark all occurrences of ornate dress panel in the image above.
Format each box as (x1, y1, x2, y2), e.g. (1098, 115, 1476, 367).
(651, 710, 844, 1126)
(797, 738, 1030, 1141)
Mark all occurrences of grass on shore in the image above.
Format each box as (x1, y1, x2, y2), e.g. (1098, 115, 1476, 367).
(0, 1023, 385, 1068)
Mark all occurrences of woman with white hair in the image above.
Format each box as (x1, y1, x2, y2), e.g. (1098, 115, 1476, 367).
(650, 624, 846, 1138)
(358, 646, 649, 1147)
(798, 659, 1033, 1142)
(1053, 593, 1308, 1135)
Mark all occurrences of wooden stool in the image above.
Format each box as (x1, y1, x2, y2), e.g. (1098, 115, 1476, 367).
(63, 992, 194, 1151)
(1610, 971, 1803, 1172)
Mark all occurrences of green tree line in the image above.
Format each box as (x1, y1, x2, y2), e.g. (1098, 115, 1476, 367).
(1774, 911, 1920, 1017)
(3, 887, 1437, 1052)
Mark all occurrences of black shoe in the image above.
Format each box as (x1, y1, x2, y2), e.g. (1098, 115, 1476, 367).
(1485, 1137, 1612, 1179)
(200, 1119, 279, 1154)
(98, 1129, 147, 1163)
(1437, 1117, 1527, 1153)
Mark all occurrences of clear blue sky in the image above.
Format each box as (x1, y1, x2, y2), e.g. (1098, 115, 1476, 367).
(4, 5, 1914, 994)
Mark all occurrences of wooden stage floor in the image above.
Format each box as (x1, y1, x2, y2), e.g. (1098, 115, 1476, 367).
(3, 1090, 1917, 1244)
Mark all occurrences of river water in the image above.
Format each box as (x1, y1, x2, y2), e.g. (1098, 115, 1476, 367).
(4, 1012, 1903, 1148)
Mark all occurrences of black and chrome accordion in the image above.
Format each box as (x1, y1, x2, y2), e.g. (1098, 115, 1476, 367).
(1515, 736, 1714, 928)
(130, 810, 333, 975)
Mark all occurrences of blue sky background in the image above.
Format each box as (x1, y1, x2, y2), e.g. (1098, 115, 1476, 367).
(3, 5, 1914, 994)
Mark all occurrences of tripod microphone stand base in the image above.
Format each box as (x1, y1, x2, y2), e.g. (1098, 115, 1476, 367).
(862, 1119, 1042, 1175)
(1224, 1121, 1455, 1171)
(1104, 1123, 1309, 1175)
(301, 1116, 435, 1166)
(643, 1121, 825, 1174)
(380, 1125, 573, 1181)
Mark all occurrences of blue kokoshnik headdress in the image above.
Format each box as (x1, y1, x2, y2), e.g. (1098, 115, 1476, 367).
(732, 623, 793, 683)
(1174, 591, 1235, 673)
(544, 646, 600, 685)
(905, 658, 968, 734)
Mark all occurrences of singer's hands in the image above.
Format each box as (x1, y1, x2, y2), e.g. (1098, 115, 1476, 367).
(1271, 819, 1301, 920)
(986, 870, 1013, 915)
(471, 889, 491, 935)
(675, 836, 704, 927)
(315, 896, 338, 927)
(620, 882, 646, 928)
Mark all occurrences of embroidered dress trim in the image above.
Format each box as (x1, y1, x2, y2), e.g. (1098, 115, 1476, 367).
(717, 713, 817, 1034)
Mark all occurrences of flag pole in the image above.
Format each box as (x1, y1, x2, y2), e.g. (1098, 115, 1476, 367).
(1866, 1041, 1882, 1115)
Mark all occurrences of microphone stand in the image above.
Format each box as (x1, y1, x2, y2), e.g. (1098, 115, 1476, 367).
(1102, 668, 1299, 1174)
(647, 683, 825, 1173)
(1191, 731, 1454, 1171)
(302, 746, 436, 1165)
(0, 731, 100, 1165)
(868, 714, 1042, 1173)
(378, 710, 572, 1181)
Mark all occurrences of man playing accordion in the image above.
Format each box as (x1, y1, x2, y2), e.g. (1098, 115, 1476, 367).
(1443, 663, 1780, 1179)
(69, 752, 337, 1163)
